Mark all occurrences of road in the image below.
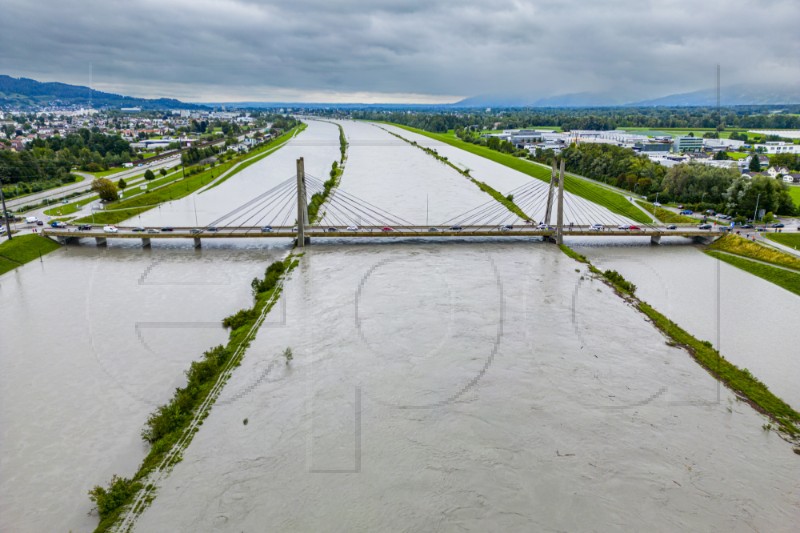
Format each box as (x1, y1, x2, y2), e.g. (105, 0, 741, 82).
(41, 223, 727, 243)
(4, 156, 181, 211)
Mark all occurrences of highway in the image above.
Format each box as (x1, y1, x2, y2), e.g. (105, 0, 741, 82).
(42, 223, 728, 242)
(4, 156, 181, 211)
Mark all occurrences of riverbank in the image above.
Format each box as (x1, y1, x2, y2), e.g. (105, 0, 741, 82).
(72, 125, 305, 226)
(382, 127, 528, 219)
(308, 123, 347, 223)
(388, 124, 651, 224)
(90, 254, 300, 532)
(560, 243, 800, 441)
(0, 234, 61, 275)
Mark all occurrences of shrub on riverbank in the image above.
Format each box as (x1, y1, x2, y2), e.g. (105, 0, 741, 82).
(602, 269, 637, 295)
(558, 243, 800, 440)
(89, 256, 298, 531)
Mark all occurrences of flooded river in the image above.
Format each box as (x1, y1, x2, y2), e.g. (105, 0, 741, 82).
(1, 120, 798, 532)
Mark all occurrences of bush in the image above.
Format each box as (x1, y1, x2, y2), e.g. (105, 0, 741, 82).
(88, 475, 142, 519)
(603, 269, 637, 294)
(222, 308, 256, 330)
(251, 260, 287, 295)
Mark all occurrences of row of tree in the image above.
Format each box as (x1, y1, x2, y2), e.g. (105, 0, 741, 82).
(346, 105, 800, 133)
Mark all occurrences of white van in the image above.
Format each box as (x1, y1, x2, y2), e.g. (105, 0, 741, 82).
(25, 216, 39, 224)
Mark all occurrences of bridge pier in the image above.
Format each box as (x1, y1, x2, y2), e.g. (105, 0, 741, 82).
(650, 234, 661, 245)
(193, 237, 201, 249)
(95, 237, 107, 246)
(142, 238, 151, 248)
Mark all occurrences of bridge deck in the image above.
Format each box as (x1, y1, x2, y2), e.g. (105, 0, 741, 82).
(43, 225, 727, 240)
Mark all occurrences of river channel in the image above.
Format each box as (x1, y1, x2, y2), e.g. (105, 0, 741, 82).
(1, 120, 798, 532)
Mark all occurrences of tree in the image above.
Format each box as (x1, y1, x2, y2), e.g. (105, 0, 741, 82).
(90, 178, 119, 202)
(749, 155, 761, 172)
(117, 178, 127, 191)
(159, 168, 167, 177)
(144, 169, 155, 181)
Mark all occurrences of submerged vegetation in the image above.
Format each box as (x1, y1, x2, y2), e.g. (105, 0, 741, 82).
(89, 255, 299, 532)
(559, 243, 800, 440)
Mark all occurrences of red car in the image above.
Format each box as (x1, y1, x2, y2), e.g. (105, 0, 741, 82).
(629, 225, 641, 230)
(381, 226, 394, 232)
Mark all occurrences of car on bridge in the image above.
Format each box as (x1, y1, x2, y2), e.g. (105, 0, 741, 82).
(629, 225, 641, 230)
(590, 223, 604, 231)
(132, 227, 145, 232)
(698, 224, 712, 230)
(160, 227, 174, 232)
(207, 226, 218, 232)
(50, 221, 67, 228)
(449, 225, 463, 231)
(499, 225, 513, 231)
(346, 225, 359, 231)
(428, 227, 439, 232)
(103, 225, 118, 233)
(261, 226, 273, 233)
(381, 226, 394, 232)
(618, 224, 631, 230)
(666, 224, 677, 230)
(190, 228, 202, 234)
(326, 227, 338, 232)
(78, 224, 92, 231)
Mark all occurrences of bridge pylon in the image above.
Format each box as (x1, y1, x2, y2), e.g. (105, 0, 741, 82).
(555, 159, 565, 245)
(296, 157, 310, 247)
(543, 159, 557, 225)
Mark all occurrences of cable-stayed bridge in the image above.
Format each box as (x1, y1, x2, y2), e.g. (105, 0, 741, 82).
(44, 158, 726, 247)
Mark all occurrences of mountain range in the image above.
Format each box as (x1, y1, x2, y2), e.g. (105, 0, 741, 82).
(1, 75, 798, 110)
(455, 84, 800, 108)
(0, 75, 205, 110)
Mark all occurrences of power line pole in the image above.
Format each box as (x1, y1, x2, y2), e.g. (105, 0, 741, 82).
(0, 180, 12, 240)
(716, 64, 721, 132)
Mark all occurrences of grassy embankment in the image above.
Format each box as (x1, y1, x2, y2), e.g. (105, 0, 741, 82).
(89, 255, 300, 532)
(635, 200, 699, 224)
(707, 252, 800, 297)
(383, 128, 529, 219)
(707, 234, 800, 270)
(42, 169, 181, 217)
(766, 233, 800, 248)
(84, 168, 126, 178)
(390, 124, 652, 224)
(558, 243, 800, 440)
(201, 125, 305, 192)
(0, 234, 62, 275)
(308, 124, 347, 223)
(787, 186, 800, 208)
(704, 234, 800, 296)
(72, 125, 305, 225)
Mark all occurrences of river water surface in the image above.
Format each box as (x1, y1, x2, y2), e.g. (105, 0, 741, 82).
(130, 120, 800, 532)
(2, 120, 798, 532)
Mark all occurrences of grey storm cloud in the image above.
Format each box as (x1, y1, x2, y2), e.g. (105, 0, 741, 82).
(1, 0, 798, 102)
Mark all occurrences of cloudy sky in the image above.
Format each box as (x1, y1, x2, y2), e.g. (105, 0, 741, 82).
(1, 0, 798, 103)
